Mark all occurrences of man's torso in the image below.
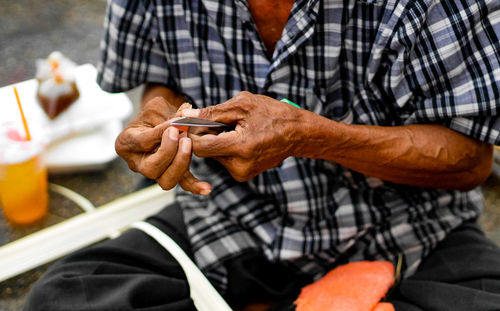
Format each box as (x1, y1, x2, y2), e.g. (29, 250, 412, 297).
(99, 0, 498, 291)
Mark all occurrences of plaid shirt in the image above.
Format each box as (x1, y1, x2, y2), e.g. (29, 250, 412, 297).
(98, 0, 500, 291)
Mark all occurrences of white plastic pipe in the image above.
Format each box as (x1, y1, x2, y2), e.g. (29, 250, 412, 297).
(0, 184, 173, 282)
(132, 221, 233, 311)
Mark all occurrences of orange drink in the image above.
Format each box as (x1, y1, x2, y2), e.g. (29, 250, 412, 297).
(0, 136, 48, 225)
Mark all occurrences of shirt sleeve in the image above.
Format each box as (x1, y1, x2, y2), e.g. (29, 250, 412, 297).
(386, 0, 500, 145)
(96, 0, 171, 93)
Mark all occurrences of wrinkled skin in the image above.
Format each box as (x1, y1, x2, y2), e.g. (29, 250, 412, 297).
(181, 91, 493, 190)
(115, 97, 211, 195)
(183, 92, 304, 181)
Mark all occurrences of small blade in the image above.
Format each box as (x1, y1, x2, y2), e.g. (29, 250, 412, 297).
(170, 117, 230, 128)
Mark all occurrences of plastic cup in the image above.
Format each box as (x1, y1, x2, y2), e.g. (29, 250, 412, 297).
(0, 128, 48, 225)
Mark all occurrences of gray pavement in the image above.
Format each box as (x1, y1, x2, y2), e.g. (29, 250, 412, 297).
(0, 0, 105, 87)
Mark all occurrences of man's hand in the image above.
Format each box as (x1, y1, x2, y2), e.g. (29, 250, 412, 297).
(116, 96, 212, 195)
(182, 92, 304, 181)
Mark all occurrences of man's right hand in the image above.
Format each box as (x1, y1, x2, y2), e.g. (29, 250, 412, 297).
(115, 96, 212, 195)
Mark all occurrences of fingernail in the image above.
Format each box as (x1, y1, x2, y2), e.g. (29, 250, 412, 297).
(182, 109, 200, 118)
(200, 188, 211, 195)
(169, 127, 178, 140)
(181, 138, 191, 153)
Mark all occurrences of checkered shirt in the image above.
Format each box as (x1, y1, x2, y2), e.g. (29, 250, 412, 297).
(97, 0, 500, 291)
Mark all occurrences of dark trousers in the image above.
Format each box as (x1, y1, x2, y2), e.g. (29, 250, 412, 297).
(25, 202, 500, 311)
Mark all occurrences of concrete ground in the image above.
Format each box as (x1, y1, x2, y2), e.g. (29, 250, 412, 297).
(0, 0, 499, 310)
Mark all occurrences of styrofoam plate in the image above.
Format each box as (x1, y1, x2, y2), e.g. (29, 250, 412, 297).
(0, 64, 133, 173)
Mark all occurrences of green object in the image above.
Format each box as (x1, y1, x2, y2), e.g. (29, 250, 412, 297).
(280, 98, 301, 109)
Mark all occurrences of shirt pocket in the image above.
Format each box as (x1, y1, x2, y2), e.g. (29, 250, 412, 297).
(306, 87, 353, 124)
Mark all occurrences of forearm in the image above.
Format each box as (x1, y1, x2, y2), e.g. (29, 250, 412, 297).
(293, 113, 493, 190)
(182, 93, 493, 189)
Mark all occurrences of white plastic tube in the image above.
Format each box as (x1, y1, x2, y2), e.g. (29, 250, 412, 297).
(0, 184, 173, 282)
(132, 221, 233, 311)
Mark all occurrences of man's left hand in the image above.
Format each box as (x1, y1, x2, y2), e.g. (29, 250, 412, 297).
(182, 91, 303, 182)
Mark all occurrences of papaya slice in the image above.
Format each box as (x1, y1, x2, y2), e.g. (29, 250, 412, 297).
(295, 261, 395, 311)
(373, 302, 395, 311)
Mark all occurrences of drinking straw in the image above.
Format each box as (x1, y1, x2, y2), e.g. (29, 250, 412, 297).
(13, 86, 31, 141)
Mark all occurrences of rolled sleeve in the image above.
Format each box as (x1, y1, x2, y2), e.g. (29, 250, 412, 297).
(97, 0, 171, 93)
(388, 0, 500, 145)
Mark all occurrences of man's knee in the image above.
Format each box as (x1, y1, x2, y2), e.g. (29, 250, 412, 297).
(24, 226, 195, 311)
(24, 262, 93, 311)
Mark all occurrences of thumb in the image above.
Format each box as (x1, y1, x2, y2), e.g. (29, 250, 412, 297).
(175, 102, 192, 117)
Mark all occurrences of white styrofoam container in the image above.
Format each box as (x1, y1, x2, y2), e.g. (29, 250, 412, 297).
(0, 64, 133, 173)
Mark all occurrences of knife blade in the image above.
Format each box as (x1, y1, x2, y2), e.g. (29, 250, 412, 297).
(170, 117, 233, 132)
(170, 117, 230, 127)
